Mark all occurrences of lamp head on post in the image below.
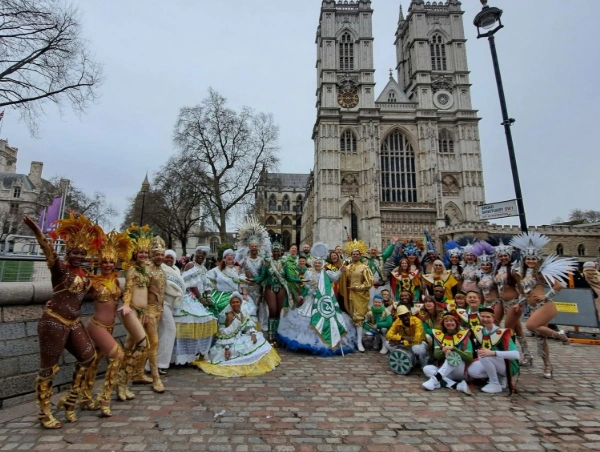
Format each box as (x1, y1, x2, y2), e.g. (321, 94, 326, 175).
(473, 0, 503, 38)
(349, 195, 354, 203)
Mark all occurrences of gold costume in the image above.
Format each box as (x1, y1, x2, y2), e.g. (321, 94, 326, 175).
(340, 261, 374, 326)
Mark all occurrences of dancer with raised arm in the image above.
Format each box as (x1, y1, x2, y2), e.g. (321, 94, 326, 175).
(23, 213, 102, 429)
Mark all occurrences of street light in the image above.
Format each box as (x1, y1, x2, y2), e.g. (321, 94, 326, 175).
(474, 0, 528, 233)
(139, 173, 149, 225)
(349, 195, 355, 240)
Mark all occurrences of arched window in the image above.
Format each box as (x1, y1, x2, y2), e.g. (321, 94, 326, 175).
(268, 194, 277, 211)
(266, 216, 277, 226)
(339, 32, 354, 71)
(282, 217, 292, 227)
(340, 129, 357, 153)
(430, 34, 447, 71)
(210, 237, 219, 254)
(556, 244, 564, 256)
(380, 130, 417, 203)
(388, 91, 397, 103)
(282, 195, 290, 211)
(296, 195, 303, 213)
(282, 230, 292, 251)
(578, 244, 586, 256)
(439, 129, 454, 153)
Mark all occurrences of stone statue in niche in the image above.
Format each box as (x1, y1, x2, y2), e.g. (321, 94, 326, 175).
(341, 172, 359, 196)
(442, 175, 460, 196)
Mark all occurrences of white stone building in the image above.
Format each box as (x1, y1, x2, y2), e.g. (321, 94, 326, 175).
(302, 0, 485, 248)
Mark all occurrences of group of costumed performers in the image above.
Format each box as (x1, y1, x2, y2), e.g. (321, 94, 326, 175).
(25, 205, 577, 430)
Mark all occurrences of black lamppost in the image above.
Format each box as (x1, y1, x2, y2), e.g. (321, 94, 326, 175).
(349, 195, 356, 240)
(474, 0, 528, 233)
(139, 174, 149, 225)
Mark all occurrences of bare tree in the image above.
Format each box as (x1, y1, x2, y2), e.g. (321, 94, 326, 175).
(173, 88, 280, 241)
(569, 209, 600, 223)
(0, 0, 103, 134)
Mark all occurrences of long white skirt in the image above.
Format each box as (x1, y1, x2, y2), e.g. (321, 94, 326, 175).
(171, 293, 217, 365)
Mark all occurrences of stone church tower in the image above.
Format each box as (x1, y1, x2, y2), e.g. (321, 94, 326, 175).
(302, 0, 485, 248)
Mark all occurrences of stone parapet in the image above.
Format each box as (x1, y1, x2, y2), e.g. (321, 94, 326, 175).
(0, 280, 127, 409)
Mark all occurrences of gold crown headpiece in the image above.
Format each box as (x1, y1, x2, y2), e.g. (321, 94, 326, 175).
(49, 211, 103, 255)
(125, 223, 153, 251)
(99, 230, 134, 263)
(344, 239, 369, 257)
(151, 236, 166, 255)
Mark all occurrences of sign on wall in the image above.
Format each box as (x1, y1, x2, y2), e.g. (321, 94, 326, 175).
(478, 199, 519, 220)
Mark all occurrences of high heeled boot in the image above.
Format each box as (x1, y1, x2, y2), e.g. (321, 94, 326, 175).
(96, 354, 122, 416)
(79, 352, 101, 410)
(35, 365, 62, 429)
(117, 348, 136, 401)
(148, 349, 165, 393)
(57, 360, 92, 423)
(132, 346, 152, 384)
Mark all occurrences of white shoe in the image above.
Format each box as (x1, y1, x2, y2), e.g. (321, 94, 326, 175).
(422, 376, 440, 391)
(481, 382, 503, 394)
(456, 381, 472, 396)
(498, 375, 507, 389)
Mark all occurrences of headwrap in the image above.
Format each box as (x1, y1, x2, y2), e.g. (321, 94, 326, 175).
(165, 249, 177, 260)
(230, 291, 243, 302)
(223, 249, 235, 258)
(195, 245, 210, 254)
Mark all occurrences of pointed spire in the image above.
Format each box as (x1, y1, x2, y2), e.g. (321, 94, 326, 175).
(141, 172, 150, 192)
(399, 3, 405, 21)
(389, 68, 393, 79)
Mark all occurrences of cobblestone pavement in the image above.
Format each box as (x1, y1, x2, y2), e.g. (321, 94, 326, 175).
(1, 337, 599, 451)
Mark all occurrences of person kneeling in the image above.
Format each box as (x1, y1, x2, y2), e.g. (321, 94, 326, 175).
(467, 308, 520, 393)
(364, 295, 393, 354)
(386, 306, 428, 367)
(196, 292, 280, 377)
(422, 314, 473, 394)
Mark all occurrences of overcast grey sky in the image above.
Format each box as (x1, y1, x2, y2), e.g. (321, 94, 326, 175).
(3, 0, 598, 229)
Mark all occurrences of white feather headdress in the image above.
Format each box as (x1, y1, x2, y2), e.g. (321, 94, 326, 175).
(235, 216, 272, 263)
(509, 232, 550, 259)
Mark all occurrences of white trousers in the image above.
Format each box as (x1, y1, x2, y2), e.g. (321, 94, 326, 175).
(157, 304, 176, 369)
(412, 342, 428, 367)
(423, 361, 466, 382)
(467, 356, 506, 385)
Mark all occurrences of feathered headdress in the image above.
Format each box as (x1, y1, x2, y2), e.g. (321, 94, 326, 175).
(472, 241, 495, 265)
(311, 242, 329, 261)
(125, 223, 153, 251)
(456, 236, 477, 256)
(99, 230, 134, 263)
(344, 239, 369, 257)
(271, 233, 284, 251)
(424, 230, 438, 255)
(486, 235, 514, 257)
(49, 211, 103, 255)
(403, 239, 424, 256)
(509, 232, 550, 259)
(235, 216, 272, 262)
(443, 240, 463, 267)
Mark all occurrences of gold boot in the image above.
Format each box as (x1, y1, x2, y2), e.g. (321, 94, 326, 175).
(79, 351, 101, 410)
(116, 348, 135, 401)
(35, 365, 62, 429)
(132, 346, 152, 384)
(96, 354, 122, 417)
(57, 360, 91, 423)
(148, 349, 164, 394)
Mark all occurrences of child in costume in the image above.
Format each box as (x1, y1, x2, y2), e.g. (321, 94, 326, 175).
(364, 295, 393, 354)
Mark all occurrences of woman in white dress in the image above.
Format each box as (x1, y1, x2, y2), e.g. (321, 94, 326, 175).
(277, 243, 357, 356)
(171, 248, 217, 365)
(207, 249, 257, 322)
(197, 292, 280, 377)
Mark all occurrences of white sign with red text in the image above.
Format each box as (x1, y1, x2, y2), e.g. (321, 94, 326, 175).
(478, 199, 519, 220)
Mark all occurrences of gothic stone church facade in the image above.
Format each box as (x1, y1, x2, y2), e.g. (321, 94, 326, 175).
(301, 0, 485, 248)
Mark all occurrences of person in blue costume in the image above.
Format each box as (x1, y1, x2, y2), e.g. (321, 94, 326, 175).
(277, 242, 357, 356)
